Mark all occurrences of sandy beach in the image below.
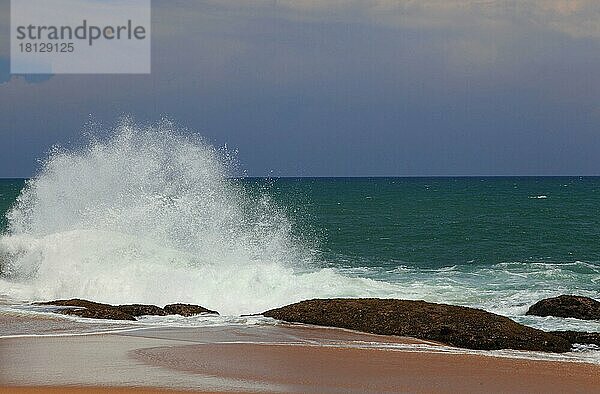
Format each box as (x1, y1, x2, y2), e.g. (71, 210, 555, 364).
(1, 323, 599, 394)
(0, 388, 200, 394)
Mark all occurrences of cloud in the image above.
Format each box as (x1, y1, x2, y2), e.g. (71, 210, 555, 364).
(143, 0, 600, 84)
(529, 0, 600, 38)
(1, 0, 599, 177)
(185, 0, 600, 39)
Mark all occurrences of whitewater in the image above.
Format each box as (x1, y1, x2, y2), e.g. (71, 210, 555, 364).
(0, 120, 400, 315)
(0, 119, 599, 343)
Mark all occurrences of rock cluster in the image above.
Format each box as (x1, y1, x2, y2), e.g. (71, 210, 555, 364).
(38, 294, 600, 354)
(163, 303, 216, 317)
(263, 298, 571, 353)
(526, 295, 600, 320)
(37, 299, 218, 321)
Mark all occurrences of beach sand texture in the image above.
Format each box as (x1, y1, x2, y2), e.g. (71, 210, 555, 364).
(1, 323, 599, 393)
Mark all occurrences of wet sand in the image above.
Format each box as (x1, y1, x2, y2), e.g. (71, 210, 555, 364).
(0, 388, 208, 394)
(1, 323, 599, 393)
(133, 342, 600, 393)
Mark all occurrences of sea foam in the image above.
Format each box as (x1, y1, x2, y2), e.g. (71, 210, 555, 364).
(0, 119, 599, 329)
(0, 119, 397, 314)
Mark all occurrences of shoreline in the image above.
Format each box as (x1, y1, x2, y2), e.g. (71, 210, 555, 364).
(134, 342, 600, 393)
(0, 388, 211, 394)
(1, 323, 599, 393)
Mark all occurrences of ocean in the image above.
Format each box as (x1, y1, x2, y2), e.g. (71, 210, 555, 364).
(0, 124, 599, 342)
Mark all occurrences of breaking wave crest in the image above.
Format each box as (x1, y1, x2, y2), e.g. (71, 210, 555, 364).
(0, 119, 397, 314)
(0, 118, 599, 330)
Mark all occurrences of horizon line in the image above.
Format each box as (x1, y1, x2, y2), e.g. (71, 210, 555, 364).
(1, 174, 600, 181)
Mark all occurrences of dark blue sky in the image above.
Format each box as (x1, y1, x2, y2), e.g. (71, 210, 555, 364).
(1, 0, 599, 177)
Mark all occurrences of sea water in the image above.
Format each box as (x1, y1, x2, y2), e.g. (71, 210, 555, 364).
(0, 120, 598, 342)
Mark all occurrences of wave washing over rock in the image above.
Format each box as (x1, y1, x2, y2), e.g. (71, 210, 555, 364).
(262, 298, 572, 352)
(0, 118, 599, 339)
(0, 119, 401, 315)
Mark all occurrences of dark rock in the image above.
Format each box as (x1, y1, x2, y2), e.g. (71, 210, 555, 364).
(550, 331, 600, 347)
(37, 298, 111, 309)
(164, 303, 219, 316)
(36, 299, 136, 321)
(118, 304, 167, 317)
(60, 306, 135, 321)
(38, 299, 219, 320)
(262, 298, 571, 353)
(526, 295, 600, 320)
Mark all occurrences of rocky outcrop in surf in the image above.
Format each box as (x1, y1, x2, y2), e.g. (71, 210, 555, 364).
(38, 299, 137, 320)
(37, 299, 219, 321)
(117, 304, 167, 317)
(163, 303, 218, 316)
(550, 331, 600, 347)
(526, 295, 600, 320)
(262, 298, 571, 353)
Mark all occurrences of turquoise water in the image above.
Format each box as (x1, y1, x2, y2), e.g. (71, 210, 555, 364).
(4, 176, 599, 269)
(2, 176, 599, 326)
(0, 125, 598, 334)
(0, 179, 24, 233)
(259, 177, 600, 268)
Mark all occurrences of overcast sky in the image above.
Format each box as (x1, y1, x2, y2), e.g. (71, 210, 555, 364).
(1, 0, 599, 177)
